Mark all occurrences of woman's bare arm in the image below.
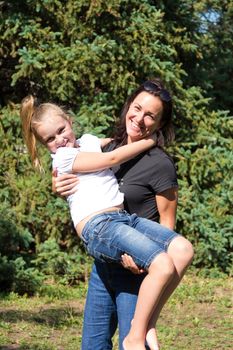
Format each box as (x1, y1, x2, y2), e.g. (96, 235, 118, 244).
(52, 169, 79, 197)
(156, 187, 178, 230)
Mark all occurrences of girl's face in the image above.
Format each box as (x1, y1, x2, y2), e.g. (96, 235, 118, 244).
(126, 92, 163, 143)
(36, 114, 76, 153)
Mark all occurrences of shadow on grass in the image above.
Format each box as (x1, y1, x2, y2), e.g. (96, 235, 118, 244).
(0, 305, 83, 327)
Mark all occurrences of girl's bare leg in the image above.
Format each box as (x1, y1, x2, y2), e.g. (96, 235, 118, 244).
(146, 325, 159, 350)
(129, 319, 159, 350)
(123, 253, 175, 350)
(145, 236, 194, 349)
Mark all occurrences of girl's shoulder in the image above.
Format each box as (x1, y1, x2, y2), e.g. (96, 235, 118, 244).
(78, 134, 101, 151)
(78, 133, 99, 142)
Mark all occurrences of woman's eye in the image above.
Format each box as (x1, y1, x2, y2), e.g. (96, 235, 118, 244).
(146, 114, 155, 120)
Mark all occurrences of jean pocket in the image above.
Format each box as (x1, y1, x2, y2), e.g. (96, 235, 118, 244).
(86, 216, 119, 262)
(92, 215, 113, 240)
(81, 215, 112, 244)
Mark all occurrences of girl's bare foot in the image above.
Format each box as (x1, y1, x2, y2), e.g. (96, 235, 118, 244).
(123, 336, 146, 350)
(146, 327, 160, 350)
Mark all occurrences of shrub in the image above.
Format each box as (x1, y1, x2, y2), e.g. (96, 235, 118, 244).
(34, 238, 92, 285)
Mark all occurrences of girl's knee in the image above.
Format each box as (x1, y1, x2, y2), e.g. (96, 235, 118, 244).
(150, 253, 175, 279)
(170, 237, 194, 264)
(182, 238, 194, 262)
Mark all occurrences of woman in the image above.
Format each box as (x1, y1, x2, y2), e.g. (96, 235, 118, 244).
(53, 79, 193, 350)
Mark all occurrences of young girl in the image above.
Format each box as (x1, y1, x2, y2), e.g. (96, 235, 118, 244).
(20, 95, 194, 350)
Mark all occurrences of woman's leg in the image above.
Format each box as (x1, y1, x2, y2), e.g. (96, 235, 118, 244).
(81, 261, 118, 350)
(123, 253, 175, 350)
(117, 287, 140, 350)
(82, 261, 149, 350)
(113, 265, 150, 350)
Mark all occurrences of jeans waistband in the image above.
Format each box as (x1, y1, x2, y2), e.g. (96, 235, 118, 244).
(82, 208, 128, 234)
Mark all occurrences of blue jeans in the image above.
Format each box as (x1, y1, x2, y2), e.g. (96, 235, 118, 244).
(81, 260, 147, 350)
(81, 210, 179, 349)
(81, 210, 178, 269)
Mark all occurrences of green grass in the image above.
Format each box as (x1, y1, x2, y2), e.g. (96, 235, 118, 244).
(0, 271, 232, 349)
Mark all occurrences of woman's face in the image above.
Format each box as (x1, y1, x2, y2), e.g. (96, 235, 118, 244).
(126, 91, 163, 143)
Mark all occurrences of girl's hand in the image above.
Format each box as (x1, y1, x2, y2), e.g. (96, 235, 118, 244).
(121, 253, 145, 274)
(150, 132, 158, 144)
(145, 130, 164, 147)
(157, 130, 165, 147)
(52, 169, 79, 197)
(144, 131, 158, 145)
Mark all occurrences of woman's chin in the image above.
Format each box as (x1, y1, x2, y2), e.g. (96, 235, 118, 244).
(127, 132, 144, 142)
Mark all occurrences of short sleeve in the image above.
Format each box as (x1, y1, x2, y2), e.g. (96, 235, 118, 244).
(78, 134, 101, 152)
(52, 147, 80, 174)
(148, 155, 178, 194)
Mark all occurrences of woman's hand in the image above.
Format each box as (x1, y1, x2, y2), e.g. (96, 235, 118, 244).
(52, 169, 79, 197)
(121, 253, 145, 274)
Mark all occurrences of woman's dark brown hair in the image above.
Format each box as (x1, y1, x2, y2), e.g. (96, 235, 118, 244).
(114, 78, 174, 146)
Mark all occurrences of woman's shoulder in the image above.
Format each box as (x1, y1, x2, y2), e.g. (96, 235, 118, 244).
(102, 140, 117, 152)
(148, 146, 175, 163)
(145, 147, 178, 188)
(143, 147, 177, 177)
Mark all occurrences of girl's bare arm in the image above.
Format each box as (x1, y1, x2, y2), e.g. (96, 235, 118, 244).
(72, 136, 156, 173)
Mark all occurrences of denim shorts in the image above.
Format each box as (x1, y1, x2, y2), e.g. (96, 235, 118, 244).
(81, 210, 179, 269)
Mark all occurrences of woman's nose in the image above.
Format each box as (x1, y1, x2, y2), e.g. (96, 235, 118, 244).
(135, 112, 145, 124)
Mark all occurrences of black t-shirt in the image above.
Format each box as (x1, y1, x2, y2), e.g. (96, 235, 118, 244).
(104, 143, 178, 222)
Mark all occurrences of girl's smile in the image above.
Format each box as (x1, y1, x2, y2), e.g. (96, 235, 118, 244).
(36, 114, 76, 153)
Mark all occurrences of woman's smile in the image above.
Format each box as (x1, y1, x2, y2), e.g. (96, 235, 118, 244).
(126, 92, 163, 142)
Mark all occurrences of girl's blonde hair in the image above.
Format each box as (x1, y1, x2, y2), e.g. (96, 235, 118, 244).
(20, 95, 70, 170)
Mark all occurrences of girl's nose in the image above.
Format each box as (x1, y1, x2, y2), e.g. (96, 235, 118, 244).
(55, 135, 63, 145)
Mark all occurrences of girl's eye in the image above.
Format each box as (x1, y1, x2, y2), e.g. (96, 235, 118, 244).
(58, 127, 65, 134)
(47, 137, 55, 143)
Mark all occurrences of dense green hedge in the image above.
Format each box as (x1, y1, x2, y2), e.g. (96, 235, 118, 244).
(0, 0, 232, 292)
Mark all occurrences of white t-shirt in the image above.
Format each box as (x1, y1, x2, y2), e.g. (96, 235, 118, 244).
(52, 134, 124, 227)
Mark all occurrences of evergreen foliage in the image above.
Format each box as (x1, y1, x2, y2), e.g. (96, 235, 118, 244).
(0, 0, 232, 292)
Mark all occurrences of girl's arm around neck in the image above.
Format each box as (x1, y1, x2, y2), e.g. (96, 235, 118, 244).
(100, 138, 113, 148)
(72, 136, 156, 173)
